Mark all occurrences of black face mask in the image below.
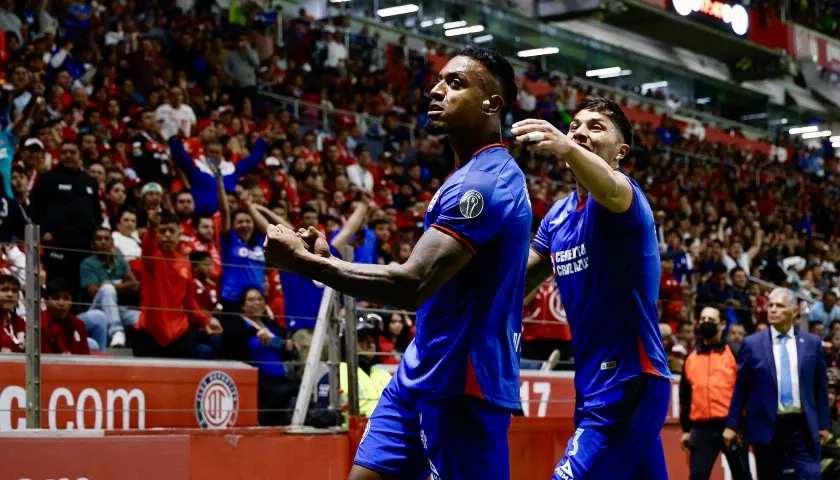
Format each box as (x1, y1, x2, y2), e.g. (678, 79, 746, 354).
(699, 322, 720, 340)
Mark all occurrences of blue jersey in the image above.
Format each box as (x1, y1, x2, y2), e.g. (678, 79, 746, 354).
(220, 230, 266, 302)
(0, 128, 18, 199)
(532, 177, 670, 399)
(396, 144, 531, 410)
(279, 272, 325, 330)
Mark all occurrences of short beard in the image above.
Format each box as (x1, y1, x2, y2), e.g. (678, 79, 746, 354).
(424, 119, 448, 135)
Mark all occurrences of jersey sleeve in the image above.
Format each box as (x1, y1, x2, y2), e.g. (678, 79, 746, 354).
(432, 171, 513, 254)
(591, 175, 652, 229)
(531, 215, 552, 260)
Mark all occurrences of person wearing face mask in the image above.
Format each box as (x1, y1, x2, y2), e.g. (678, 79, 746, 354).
(679, 306, 752, 480)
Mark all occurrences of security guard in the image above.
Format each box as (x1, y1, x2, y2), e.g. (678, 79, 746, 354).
(679, 306, 752, 480)
(315, 317, 392, 427)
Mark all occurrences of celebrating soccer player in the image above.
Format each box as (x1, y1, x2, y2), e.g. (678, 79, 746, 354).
(264, 46, 531, 480)
(513, 98, 671, 480)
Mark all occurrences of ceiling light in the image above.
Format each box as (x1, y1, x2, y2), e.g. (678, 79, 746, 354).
(585, 67, 620, 77)
(474, 34, 493, 43)
(641, 81, 668, 91)
(443, 20, 466, 29)
(801, 130, 832, 139)
(444, 25, 484, 36)
(789, 126, 818, 134)
(377, 4, 419, 17)
(518, 47, 560, 58)
(599, 69, 632, 79)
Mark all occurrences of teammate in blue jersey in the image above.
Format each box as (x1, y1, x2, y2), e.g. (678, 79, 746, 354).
(264, 45, 531, 480)
(512, 98, 672, 480)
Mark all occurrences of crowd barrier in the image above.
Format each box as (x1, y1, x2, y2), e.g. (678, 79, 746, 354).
(0, 420, 749, 480)
(0, 355, 258, 431)
(0, 355, 756, 479)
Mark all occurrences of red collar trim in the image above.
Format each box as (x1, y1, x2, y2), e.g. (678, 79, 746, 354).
(470, 143, 505, 159)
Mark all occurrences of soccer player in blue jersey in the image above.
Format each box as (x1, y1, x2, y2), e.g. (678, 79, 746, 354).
(512, 98, 672, 480)
(264, 46, 531, 480)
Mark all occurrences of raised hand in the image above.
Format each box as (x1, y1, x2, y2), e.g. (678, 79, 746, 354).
(264, 224, 309, 271)
(298, 226, 331, 259)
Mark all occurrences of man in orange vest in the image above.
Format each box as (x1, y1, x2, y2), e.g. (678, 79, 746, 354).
(679, 306, 752, 480)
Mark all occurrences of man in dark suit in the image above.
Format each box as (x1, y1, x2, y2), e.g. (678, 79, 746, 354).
(723, 287, 830, 480)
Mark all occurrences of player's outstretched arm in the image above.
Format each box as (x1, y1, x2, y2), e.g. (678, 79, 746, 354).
(264, 224, 473, 311)
(511, 119, 633, 213)
(525, 248, 553, 299)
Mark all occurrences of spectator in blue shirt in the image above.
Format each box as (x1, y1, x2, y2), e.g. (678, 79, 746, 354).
(0, 92, 43, 199)
(812, 291, 840, 335)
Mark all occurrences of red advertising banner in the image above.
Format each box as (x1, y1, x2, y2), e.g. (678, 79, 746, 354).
(0, 355, 259, 432)
(518, 371, 681, 425)
(0, 434, 191, 480)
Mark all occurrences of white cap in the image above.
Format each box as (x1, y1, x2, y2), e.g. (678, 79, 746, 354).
(24, 138, 44, 150)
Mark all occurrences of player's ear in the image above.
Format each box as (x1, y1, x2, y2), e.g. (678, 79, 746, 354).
(483, 95, 503, 116)
(613, 143, 630, 169)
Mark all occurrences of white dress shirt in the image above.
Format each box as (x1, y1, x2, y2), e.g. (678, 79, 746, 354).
(770, 325, 801, 414)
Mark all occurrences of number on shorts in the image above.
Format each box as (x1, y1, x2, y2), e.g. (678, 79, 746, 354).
(568, 428, 584, 457)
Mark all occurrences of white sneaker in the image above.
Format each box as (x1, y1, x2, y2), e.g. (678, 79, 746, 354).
(110, 331, 126, 348)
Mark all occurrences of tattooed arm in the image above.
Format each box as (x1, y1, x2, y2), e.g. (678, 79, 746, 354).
(525, 248, 553, 299)
(267, 226, 473, 311)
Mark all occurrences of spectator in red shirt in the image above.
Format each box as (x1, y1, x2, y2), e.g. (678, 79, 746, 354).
(133, 211, 223, 358)
(0, 274, 24, 353)
(41, 279, 91, 355)
(190, 251, 221, 314)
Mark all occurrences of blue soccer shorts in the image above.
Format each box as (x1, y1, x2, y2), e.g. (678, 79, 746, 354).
(354, 375, 513, 480)
(552, 374, 671, 480)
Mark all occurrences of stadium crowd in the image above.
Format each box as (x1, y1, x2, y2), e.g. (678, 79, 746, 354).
(0, 0, 838, 427)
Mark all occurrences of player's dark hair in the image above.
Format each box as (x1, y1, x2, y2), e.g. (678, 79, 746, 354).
(458, 45, 517, 117)
(577, 97, 634, 147)
(729, 267, 746, 279)
(711, 263, 728, 276)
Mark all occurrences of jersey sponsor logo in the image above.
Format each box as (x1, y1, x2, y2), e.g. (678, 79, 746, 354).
(513, 331, 522, 353)
(194, 371, 240, 429)
(600, 361, 617, 370)
(429, 459, 441, 480)
(458, 190, 484, 218)
(554, 460, 574, 480)
(550, 243, 589, 277)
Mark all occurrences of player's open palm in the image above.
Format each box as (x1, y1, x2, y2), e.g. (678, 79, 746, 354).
(298, 226, 331, 259)
(264, 224, 307, 272)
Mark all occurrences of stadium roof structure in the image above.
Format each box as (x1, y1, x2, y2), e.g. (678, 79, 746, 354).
(560, 0, 790, 81)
